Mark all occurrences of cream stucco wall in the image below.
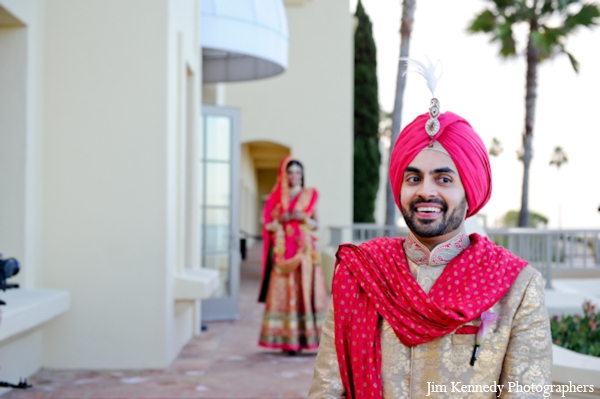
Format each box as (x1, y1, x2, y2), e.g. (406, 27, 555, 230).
(0, 0, 44, 290)
(0, 13, 28, 288)
(223, 0, 354, 246)
(0, 0, 69, 390)
(38, 0, 204, 368)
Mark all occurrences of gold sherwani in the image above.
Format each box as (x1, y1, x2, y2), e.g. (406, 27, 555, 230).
(309, 231, 552, 398)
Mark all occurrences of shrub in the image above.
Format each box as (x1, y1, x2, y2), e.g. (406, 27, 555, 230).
(551, 300, 600, 357)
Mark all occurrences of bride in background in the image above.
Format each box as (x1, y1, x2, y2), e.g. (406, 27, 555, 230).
(257, 155, 328, 354)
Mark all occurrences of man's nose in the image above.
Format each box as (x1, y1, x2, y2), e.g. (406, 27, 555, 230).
(416, 178, 438, 199)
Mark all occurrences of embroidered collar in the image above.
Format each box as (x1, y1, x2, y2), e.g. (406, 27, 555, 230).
(404, 230, 470, 266)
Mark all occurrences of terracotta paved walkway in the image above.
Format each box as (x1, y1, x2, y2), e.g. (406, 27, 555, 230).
(4, 243, 321, 399)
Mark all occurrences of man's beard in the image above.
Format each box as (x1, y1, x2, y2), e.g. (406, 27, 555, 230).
(400, 196, 468, 238)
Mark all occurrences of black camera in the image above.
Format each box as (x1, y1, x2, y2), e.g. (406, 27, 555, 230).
(0, 253, 20, 305)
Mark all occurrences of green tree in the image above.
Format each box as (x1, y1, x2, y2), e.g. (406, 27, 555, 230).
(501, 210, 549, 228)
(468, 0, 600, 227)
(353, 0, 381, 223)
(385, 0, 417, 226)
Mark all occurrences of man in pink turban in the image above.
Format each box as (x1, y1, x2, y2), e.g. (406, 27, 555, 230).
(309, 109, 552, 398)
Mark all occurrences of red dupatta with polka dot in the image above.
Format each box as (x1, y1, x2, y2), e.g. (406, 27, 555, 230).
(332, 233, 527, 399)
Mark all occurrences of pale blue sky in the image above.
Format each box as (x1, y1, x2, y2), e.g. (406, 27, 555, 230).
(350, 0, 600, 228)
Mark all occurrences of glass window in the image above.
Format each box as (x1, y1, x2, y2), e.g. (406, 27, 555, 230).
(205, 163, 231, 206)
(205, 116, 231, 161)
(203, 208, 230, 252)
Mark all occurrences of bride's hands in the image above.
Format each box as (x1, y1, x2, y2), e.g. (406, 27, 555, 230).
(278, 211, 291, 223)
(278, 211, 309, 223)
(290, 210, 306, 221)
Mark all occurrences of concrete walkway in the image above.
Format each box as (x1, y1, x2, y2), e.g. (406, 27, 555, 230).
(3, 243, 319, 399)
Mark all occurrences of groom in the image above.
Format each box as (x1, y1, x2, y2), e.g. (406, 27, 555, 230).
(309, 110, 552, 398)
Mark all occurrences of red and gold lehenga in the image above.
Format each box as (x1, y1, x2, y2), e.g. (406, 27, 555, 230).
(258, 156, 328, 351)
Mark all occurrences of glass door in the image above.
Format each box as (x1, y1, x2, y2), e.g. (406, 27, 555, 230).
(200, 105, 240, 321)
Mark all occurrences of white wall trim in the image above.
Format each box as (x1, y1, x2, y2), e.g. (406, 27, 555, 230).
(173, 268, 218, 301)
(0, 289, 70, 343)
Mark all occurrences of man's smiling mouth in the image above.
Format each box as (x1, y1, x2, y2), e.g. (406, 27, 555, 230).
(415, 206, 442, 214)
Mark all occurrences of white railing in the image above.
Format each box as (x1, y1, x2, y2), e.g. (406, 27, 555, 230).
(485, 228, 600, 270)
(329, 224, 409, 248)
(328, 225, 600, 288)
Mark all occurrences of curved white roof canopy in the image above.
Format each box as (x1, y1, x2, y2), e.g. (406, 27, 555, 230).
(201, 0, 289, 83)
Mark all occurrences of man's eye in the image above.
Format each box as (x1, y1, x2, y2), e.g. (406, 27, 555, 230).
(406, 176, 420, 183)
(439, 177, 452, 183)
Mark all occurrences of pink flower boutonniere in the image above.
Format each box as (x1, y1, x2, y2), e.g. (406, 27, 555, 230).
(470, 310, 499, 366)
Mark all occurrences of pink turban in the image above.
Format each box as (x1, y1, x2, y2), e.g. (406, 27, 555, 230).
(389, 111, 492, 218)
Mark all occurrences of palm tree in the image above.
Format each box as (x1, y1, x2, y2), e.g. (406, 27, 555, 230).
(468, 0, 599, 227)
(385, 0, 417, 226)
(550, 146, 568, 227)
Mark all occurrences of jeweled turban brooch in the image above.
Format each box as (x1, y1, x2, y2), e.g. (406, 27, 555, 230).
(400, 57, 443, 140)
